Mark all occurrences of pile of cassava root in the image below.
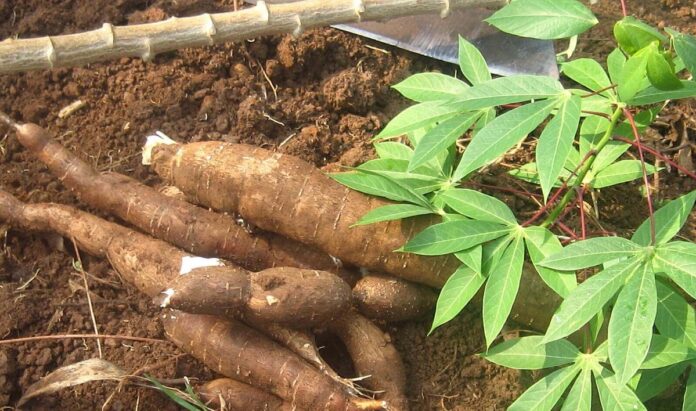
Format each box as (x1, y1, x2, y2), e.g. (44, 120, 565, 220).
(0, 113, 558, 410)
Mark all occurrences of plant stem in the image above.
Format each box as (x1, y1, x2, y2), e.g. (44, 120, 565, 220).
(541, 107, 624, 228)
(614, 136, 696, 180)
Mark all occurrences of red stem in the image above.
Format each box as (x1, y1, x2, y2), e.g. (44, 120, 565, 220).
(578, 187, 587, 239)
(623, 108, 656, 245)
(620, 0, 628, 16)
(613, 136, 696, 180)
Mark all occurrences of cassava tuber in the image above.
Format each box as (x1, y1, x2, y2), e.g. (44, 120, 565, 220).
(199, 378, 293, 411)
(353, 275, 437, 322)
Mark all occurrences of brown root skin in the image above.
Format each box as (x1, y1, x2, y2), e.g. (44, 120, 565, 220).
(162, 311, 383, 411)
(149, 141, 561, 331)
(14, 123, 344, 274)
(353, 275, 437, 322)
(199, 378, 293, 411)
(328, 311, 408, 411)
(156, 266, 352, 327)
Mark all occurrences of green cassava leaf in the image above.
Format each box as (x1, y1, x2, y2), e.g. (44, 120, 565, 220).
(590, 309, 607, 348)
(607, 48, 627, 85)
(591, 160, 660, 189)
(609, 264, 657, 384)
(455, 245, 482, 274)
(409, 112, 481, 172)
(633, 363, 690, 401)
(641, 334, 696, 369)
(402, 220, 511, 256)
(509, 162, 572, 187)
(376, 101, 461, 139)
(354, 204, 433, 226)
(655, 241, 696, 300)
(429, 266, 485, 333)
(646, 49, 683, 91)
(540, 237, 643, 271)
(579, 115, 610, 160)
(618, 50, 650, 102)
(591, 141, 631, 173)
(440, 188, 517, 226)
(594, 367, 647, 411)
(543, 260, 643, 343)
(482, 234, 514, 273)
(537, 94, 582, 201)
(524, 226, 577, 298)
(629, 81, 696, 105)
(330, 170, 431, 208)
(614, 16, 667, 55)
(509, 365, 581, 411)
(486, 0, 597, 40)
(655, 279, 696, 348)
(562, 58, 614, 96)
(483, 336, 579, 370)
(483, 235, 525, 346)
(453, 98, 559, 180)
(374, 141, 413, 161)
(393, 72, 470, 102)
(442, 75, 564, 111)
(669, 29, 696, 75)
(561, 367, 592, 411)
(684, 367, 696, 411)
(458, 36, 491, 85)
(357, 159, 444, 193)
(632, 190, 696, 246)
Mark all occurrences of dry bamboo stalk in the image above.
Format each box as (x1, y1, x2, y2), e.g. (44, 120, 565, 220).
(0, 0, 507, 74)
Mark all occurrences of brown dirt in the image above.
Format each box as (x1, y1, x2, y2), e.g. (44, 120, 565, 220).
(0, 0, 694, 410)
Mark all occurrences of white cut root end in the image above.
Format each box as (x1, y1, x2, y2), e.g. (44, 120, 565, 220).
(159, 288, 175, 308)
(179, 256, 225, 275)
(142, 130, 177, 165)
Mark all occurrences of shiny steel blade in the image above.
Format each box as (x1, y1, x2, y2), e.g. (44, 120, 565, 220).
(245, 1, 558, 77)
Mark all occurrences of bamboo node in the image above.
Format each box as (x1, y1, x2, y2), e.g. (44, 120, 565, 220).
(441, 0, 451, 18)
(292, 15, 303, 38)
(101, 23, 115, 47)
(257, 0, 270, 24)
(203, 14, 217, 45)
(45, 37, 57, 67)
(353, 0, 365, 21)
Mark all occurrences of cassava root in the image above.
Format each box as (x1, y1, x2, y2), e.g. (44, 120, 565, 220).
(353, 275, 437, 322)
(0, 190, 350, 328)
(200, 378, 293, 411)
(146, 140, 562, 331)
(0, 0, 506, 74)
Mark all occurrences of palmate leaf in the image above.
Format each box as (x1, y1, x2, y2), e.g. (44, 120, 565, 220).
(537, 94, 582, 201)
(668, 28, 696, 75)
(429, 266, 485, 333)
(655, 241, 696, 300)
(562, 58, 614, 97)
(607, 48, 627, 85)
(401, 220, 510, 256)
(409, 111, 482, 172)
(579, 115, 610, 159)
(483, 235, 524, 346)
(641, 334, 696, 369)
(540, 236, 643, 271)
(374, 141, 412, 161)
(629, 81, 696, 105)
(524, 226, 577, 298)
(591, 160, 660, 189)
(440, 188, 517, 226)
(482, 336, 579, 370)
(608, 263, 657, 385)
(655, 279, 696, 348)
(591, 141, 631, 173)
(632, 190, 696, 246)
(485, 0, 597, 40)
(442, 75, 564, 112)
(594, 367, 647, 411)
(453, 98, 559, 181)
(508, 365, 581, 411)
(354, 204, 433, 226)
(376, 101, 461, 139)
(561, 367, 592, 411)
(618, 51, 649, 102)
(482, 234, 514, 273)
(543, 260, 642, 343)
(392, 72, 470, 102)
(458, 36, 491, 85)
(356, 158, 444, 194)
(633, 362, 690, 401)
(614, 16, 667, 56)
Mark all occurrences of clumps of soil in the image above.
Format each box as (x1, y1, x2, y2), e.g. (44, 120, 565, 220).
(322, 68, 379, 114)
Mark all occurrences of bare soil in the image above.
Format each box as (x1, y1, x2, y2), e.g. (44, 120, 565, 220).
(0, 0, 694, 410)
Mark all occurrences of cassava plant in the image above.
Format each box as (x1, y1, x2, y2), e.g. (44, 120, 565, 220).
(332, 0, 696, 408)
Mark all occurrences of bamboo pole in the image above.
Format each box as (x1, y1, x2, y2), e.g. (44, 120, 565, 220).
(0, 0, 507, 74)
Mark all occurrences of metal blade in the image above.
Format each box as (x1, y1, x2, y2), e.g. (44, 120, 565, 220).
(244, 1, 558, 77)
